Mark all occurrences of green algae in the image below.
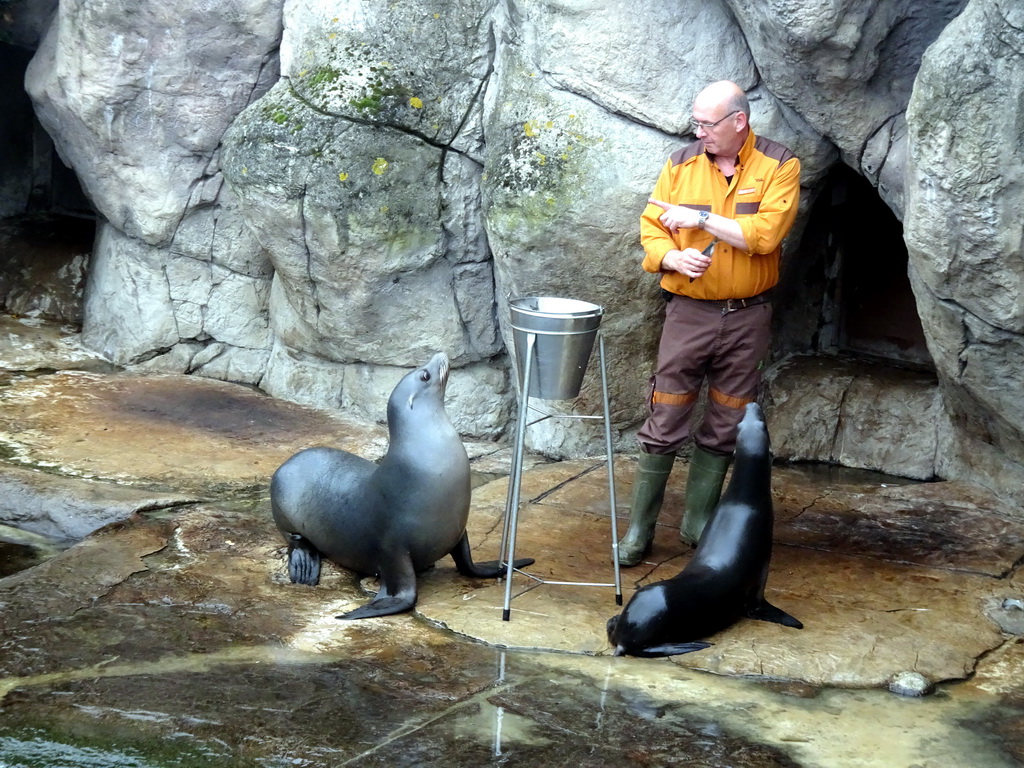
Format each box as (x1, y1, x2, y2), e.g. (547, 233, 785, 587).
(257, 99, 305, 134)
(487, 110, 600, 215)
(293, 39, 419, 119)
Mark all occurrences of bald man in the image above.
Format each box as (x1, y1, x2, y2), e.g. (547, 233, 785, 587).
(618, 80, 801, 566)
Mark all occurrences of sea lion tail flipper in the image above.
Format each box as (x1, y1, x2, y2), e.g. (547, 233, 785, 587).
(747, 600, 803, 629)
(287, 535, 322, 586)
(635, 642, 712, 657)
(337, 552, 418, 620)
(449, 532, 535, 578)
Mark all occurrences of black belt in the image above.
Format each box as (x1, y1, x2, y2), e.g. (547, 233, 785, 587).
(662, 289, 773, 313)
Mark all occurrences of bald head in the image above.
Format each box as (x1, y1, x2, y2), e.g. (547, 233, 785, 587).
(693, 81, 749, 120)
(690, 80, 750, 156)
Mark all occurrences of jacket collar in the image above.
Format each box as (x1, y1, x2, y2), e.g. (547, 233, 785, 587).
(706, 128, 756, 168)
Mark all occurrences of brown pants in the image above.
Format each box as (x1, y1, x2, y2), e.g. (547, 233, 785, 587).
(636, 295, 772, 456)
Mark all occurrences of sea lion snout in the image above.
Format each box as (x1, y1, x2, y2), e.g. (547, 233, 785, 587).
(421, 352, 450, 390)
(431, 352, 450, 388)
(742, 401, 763, 423)
(736, 402, 769, 455)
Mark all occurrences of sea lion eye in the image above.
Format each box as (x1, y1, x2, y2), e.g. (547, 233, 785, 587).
(419, 370, 430, 382)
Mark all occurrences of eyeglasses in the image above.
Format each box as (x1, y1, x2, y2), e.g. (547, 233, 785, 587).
(689, 110, 739, 132)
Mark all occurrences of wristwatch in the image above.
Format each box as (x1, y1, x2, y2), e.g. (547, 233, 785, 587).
(697, 210, 709, 229)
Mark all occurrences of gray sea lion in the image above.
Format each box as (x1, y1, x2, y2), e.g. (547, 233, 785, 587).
(607, 402, 801, 656)
(271, 352, 533, 620)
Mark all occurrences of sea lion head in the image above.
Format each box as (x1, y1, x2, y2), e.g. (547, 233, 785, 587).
(735, 402, 770, 459)
(387, 352, 452, 423)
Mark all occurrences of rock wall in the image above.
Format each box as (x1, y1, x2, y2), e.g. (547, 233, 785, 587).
(9, 0, 1024, 502)
(25, 0, 282, 383)
(903, 0, 1024, 498)
(221, 0, 512, 433)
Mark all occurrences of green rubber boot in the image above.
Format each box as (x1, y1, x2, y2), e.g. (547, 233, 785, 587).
(617, 452, 676, 567)
(679, 447, 731, 546)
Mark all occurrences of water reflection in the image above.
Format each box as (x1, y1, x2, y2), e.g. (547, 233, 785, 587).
(0, 523, 65, 577)
(0, 728, 217, 768)
(494, 651, 505, 757)
(0, 639, 1022, 766)
(778, 459, 924, 487)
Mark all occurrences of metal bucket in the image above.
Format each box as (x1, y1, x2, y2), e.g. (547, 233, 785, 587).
(509, 296, 604, 400)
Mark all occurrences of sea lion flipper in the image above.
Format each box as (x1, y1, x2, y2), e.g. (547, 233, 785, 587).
(287, 535, 322, 586)
(634, 642, 712, 657)
(338, 595, 415, 620)
(449, 532, 535, 578)
(746, 599, 803, 629)
(336, 551, 418, 620)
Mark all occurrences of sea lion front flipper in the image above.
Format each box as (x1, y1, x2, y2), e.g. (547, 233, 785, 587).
(336, 551, 418, 620)
(449, 532, 535, 578)
(633, 642, 713, 657)
(746, 599, 803, 629)
(287, 534, 322, 586)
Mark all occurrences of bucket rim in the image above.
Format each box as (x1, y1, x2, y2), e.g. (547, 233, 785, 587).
(509, 295, 604, 319)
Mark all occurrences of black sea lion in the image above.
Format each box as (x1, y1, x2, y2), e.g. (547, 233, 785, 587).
(271, 352, 533, 620)
(607, 402, 801, 657)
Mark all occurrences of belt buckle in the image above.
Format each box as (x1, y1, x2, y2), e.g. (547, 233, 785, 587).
(723, 297, 745, 313)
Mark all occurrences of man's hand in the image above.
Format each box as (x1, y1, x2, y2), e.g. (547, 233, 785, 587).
(649, 198, 701, 233)
(662, 247, 712, 279)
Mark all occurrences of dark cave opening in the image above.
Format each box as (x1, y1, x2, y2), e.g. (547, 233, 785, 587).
(0, 40, 96, 326)
(827, 166, 930, 366)
(776, 164, 933, 371)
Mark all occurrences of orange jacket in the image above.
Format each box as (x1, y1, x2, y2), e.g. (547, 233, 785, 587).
(640, 130, 800, 300)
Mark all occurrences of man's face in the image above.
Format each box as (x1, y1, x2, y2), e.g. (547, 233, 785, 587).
(691, 100, 744, 157)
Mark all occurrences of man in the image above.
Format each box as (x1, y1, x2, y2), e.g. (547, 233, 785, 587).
(618, 80, 801, 567)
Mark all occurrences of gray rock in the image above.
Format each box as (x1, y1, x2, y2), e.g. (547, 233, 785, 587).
(0, 217, 90, 323)
(25, 0, 283, 246)
(23, 0, 282, 388)
(763, 355, 944, 480)
(218, 0, 510, 432)
(82, 220, 273, 380)
(728, 0, 966, 203)
(505, 0, 757, 138)
(985, 597, 1024, 636)
(903, 0, 1024, 502)
(0, 315, 107, 373)
(888, 670, 934, 697)
(0, 464, 196, 541)
(260, 341, 513, 439)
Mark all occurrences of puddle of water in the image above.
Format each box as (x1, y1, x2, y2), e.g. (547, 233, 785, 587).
(0, 524, 68, 577)
(779, 460, 926, 487)
(0, 541, 42, 579)
(0, 726, 237, 768)
(3, 639, 1021, 767)
(533, 652, 1023, 768)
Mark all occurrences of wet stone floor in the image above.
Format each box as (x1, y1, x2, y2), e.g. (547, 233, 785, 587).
(2, 317, 1024, 767)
